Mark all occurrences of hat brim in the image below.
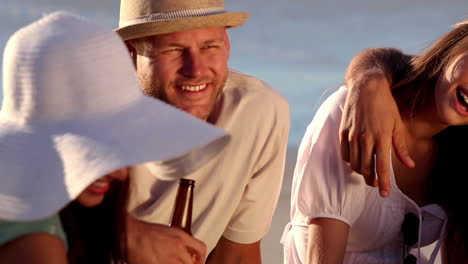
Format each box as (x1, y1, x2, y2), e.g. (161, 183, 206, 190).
(116, 12, 249, 41)
(0, 93, 230, 221)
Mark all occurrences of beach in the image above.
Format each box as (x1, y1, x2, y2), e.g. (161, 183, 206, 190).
(261, 146, 297, 263)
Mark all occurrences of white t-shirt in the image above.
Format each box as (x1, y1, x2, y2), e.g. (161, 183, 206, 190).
(128, 69, 290, 253)
(282, 86, 447, 264)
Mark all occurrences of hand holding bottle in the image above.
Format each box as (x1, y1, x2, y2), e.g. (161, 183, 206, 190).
(170, 179, 203, 263)
(126, 215, 206, 264)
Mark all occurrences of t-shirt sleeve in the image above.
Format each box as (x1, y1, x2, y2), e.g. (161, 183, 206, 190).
(223, 85, 291, 244)
(0, 214, 67, 247)
(295, 86, 367, 226)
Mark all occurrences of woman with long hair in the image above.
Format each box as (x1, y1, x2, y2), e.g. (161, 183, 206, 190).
(282, 21, 468, 263)
(0, 12, 229, 264)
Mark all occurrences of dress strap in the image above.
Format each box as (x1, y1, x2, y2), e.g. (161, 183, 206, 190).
(428, 217, 447, 264)
(420, 204, 448, 264)
(416, 210, 422, 264)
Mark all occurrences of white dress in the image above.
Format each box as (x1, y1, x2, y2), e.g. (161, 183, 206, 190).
(281, 86, 447, 264)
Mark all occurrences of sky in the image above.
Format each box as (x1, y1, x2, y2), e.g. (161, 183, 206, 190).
(0, 0, 467, 146)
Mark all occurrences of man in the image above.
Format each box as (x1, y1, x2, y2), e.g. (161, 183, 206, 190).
(116, 0, 290, 263)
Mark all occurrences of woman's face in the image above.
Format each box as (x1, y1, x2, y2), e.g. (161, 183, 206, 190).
(76, 168, 129, 208)
(435, 52, 468, 126)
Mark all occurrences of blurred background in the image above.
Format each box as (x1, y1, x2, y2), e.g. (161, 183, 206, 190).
(1, 0, 467, 262)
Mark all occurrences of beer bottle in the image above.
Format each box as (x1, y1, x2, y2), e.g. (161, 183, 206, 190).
(170, 178, 195, 235)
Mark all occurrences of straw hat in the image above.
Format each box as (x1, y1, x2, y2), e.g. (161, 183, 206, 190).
(0, 12, 230, 221)
(116, 0, 249, 41)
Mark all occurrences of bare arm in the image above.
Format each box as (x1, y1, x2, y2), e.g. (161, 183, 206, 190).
(344, 47, 412, 88)
(339, 47, 415, 197)
(307, 218, 349, 264)
(207, 237, 261, 264)
(0, 233, 68, 264)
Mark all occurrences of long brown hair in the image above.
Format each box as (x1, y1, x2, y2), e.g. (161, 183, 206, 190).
(59, 178, 129, 264)
(392, 22, 468, 258)
(431, 126, 468, 262)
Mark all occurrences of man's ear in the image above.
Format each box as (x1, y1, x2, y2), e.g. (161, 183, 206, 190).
(224, 29, 231, 60)
(125, 41, 137, 68)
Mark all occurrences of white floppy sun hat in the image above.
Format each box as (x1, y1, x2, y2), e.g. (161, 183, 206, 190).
(0, 12, 230, 221)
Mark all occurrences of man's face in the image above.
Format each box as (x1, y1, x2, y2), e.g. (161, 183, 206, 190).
(133, 27, 230, 121)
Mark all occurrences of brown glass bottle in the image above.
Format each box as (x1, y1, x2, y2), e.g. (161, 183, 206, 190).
(169, 178, 195, 235)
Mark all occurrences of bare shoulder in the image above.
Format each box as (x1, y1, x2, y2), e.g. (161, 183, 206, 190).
(0, 233, 68, 264)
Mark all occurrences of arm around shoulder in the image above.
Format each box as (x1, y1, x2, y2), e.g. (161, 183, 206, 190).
(0, 233, 68, 264)
(339, 47, 415, 195)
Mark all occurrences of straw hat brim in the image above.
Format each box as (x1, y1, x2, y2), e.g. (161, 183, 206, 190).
(116, 12, 249, 41)
(0, 94, 229, 221)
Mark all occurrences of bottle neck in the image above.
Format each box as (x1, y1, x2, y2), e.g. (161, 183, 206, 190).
(170, 179, 195, 235)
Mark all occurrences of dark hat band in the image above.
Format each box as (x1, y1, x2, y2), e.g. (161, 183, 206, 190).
(119, 7, 226, 28)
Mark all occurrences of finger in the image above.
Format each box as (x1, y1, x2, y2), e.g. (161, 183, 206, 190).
(359, 131, 375, 185)
(187, 248, 203, 264)
(371, 170, 378, 187)
(185, 236, 207, 263)
(375, 138, 391, 197)
(169, 229, 201, 264)
(177, 249, 195, 264)
(349, 132, 361, 174)
(170, 233, 195, 264)
(340, 130, 351, 163)
(392, 121, 415, 168)
(369, 150, 378, 187)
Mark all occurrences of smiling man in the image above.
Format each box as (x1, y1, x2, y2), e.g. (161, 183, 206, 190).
(132, 27, 229, 121)
(117, 0, 290, 263)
